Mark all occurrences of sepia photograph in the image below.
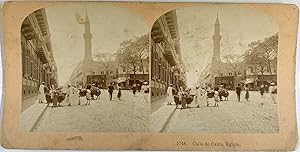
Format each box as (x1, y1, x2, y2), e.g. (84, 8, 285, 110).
(20, 3, 150, 133)
(1, 1, 298, 150)
(150, 6, 279, 133)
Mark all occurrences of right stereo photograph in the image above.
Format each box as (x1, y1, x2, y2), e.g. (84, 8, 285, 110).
(150, 5, 279, 134)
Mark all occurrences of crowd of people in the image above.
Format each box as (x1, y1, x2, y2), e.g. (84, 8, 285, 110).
(37, 81, 150, 108)
(165, 82, 277, 109)
(166, 84, 229, 109)
(38, 82, 66, 108)
(235, 82, 277, 104)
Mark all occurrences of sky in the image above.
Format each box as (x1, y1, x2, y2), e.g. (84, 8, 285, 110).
(45, 3, 148, 85)
(175, 5, 279, 87)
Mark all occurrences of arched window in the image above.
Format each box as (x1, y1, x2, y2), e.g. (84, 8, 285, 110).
(100, 70, 105, 75)
(139, 66, 143, 72)
(250, 67, 254, 73)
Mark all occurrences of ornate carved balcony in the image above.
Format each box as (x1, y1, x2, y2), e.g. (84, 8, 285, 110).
(163, 40, 176, 66)
(21, 23, 35, 40)
(151, 23, 165, 43)
(36, 39, 49, 64)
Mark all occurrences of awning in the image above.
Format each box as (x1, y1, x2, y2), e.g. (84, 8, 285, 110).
(117, 77, 127, 83)
(244, 78, 255, 84)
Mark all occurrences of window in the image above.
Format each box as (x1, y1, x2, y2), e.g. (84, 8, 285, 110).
(110, 70, 113, 75)
(123, 67, 126, 72)
(139, 66, 143, 72)
(267, 67, 271, 72)
(100, 70, 105, 75)
(229, 72, 232, 76)
(237, 72, 241, 75)
(158, 58, 161, 80)
(250, 67, 254, 73)
(220, 73, 223, 76)
(30, 61, 33, 77)
(151, 45, 155, 78)
(273, 68, 277, 73)
(22, 42, 25, 75)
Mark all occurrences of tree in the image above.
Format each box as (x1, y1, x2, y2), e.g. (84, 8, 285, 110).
(224, 54, 244, 87)
(94, 52, 115, 86)
(116, 34, 149, 85)
(244, 33, 278, 85)
(133, 34, 149, 80)
(224, 54, 244, 75)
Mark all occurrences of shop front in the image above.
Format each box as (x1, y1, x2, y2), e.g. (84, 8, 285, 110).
(87, 75, 107, 88)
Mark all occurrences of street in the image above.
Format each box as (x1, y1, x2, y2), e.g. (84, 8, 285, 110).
(31, 90, 149, 132)
(160, 91, 279, 133)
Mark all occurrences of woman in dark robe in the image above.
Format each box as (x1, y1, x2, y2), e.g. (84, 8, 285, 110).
(245, 85, 250, 101)
(259, 85, 264, 98)
(132, 84, 137, 97)
(45, 85, 52, 107)
(117, 84, 122, 100)
(52, 89, 58, 108)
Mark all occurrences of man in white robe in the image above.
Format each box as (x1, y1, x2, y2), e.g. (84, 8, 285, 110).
(38, 82, 45, 103)
(167, 84, 174, 105)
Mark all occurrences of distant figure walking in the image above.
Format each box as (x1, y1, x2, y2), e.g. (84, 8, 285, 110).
(132, 84, 137, 97)
(195, 87, 201, 108)
(269, 82, 277, 104)
(117, 84, 122, 100)
(137, 83, 141, 92)
(86, 85, 92, 105)
(245, 85, 249, 102)
(179, 87, 187, 109)
(236, 84, 242, 102)
(142, 81, 149, 103)
(66, 85, 72, 106)
(108, 83, 114, 101)
(218, 85, 224, 101)
(51, 86, 58, 108)
(259, 85, 265, 98)
(73, 85, 80, 105)
(206, 86, 214, 106)
(38, 82, 45, 103)
(167, 84, 174, 105)
(45, 85, 51, 107)
(79, 86, 87, 105)
(214, 87, 219, 107)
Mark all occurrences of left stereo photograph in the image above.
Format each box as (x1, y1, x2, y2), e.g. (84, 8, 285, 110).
(20, 3, 150, 133)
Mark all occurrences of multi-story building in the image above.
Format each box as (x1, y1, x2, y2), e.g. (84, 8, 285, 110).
(151, 10, 186, 100)
(21, 9, 58, 99)
(67, 54, 149, 89)
(196, 14, 277, 90)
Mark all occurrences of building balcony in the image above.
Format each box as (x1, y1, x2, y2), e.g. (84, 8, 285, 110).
(21, 23, 35, 40)
(36, 38, 50, 64)
(151, 26, 165, 43)
(163, 41, 177, 66)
